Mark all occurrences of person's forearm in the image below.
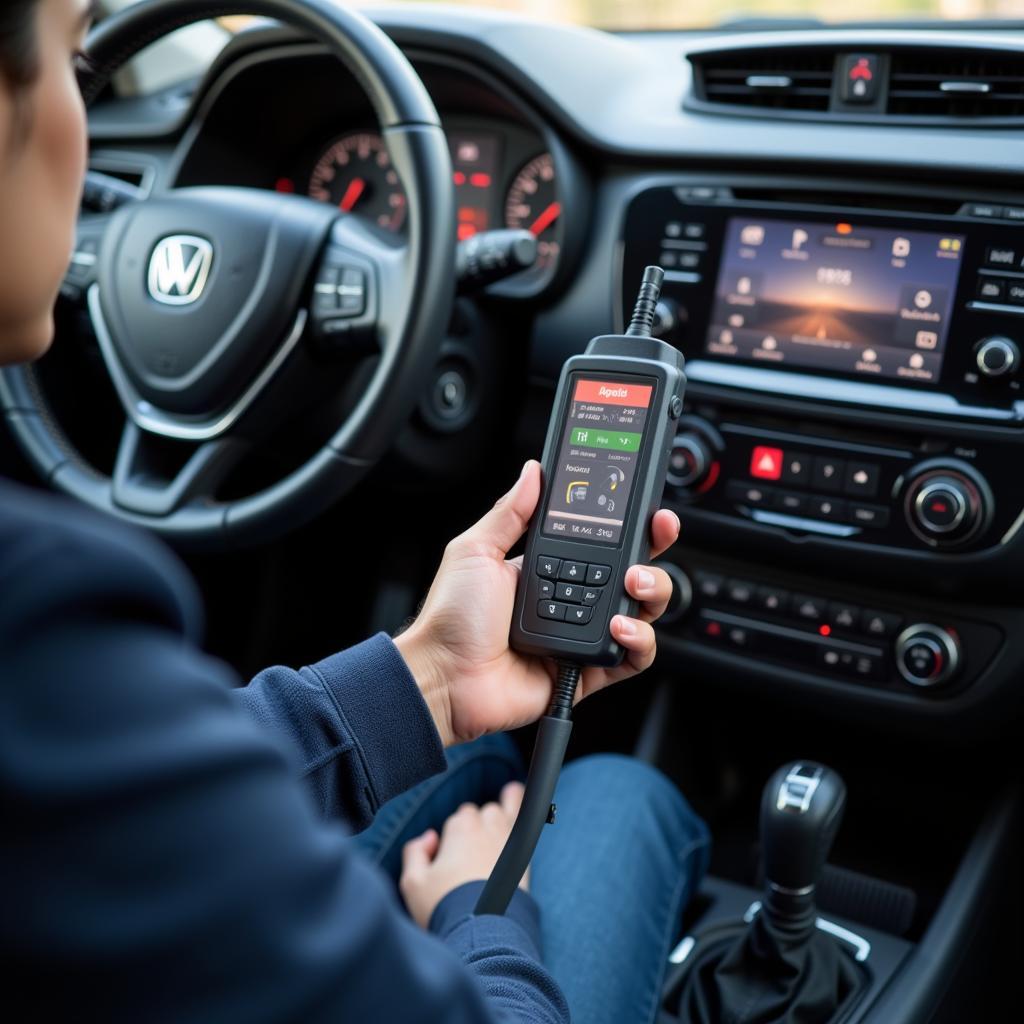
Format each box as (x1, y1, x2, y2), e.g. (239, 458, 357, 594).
(235, 633, 447, 827)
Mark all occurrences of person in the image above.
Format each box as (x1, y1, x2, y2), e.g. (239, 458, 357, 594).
(0, 2, 710, 1021)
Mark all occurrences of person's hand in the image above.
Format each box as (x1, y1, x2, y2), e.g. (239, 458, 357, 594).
(400, 782, 527, 928)
(394, 460, 680, 746)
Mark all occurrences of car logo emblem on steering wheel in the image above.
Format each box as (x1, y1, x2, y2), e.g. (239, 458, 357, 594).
(147, 235, 214, 306)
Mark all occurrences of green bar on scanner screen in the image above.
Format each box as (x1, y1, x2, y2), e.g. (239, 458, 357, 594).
(571, 427, 641, 451)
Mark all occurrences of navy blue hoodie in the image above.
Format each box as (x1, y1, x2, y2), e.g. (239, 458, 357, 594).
(0, 480, 568, 1023)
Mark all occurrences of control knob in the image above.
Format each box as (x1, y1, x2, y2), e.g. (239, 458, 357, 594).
(903, 460, 992, 548)
(975, 336, 1020, 378)
(654, 562, 692, 625)
(667, 433, 713, 490)
(894, 624, 961, 688)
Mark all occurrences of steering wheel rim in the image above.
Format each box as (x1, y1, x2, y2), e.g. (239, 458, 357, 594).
(0, 0, 455, 547)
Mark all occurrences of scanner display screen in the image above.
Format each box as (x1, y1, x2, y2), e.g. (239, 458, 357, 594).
(542, 375, 655, 545)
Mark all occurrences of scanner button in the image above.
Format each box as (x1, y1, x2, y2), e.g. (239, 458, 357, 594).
(586, 564, 612, 585)
(558, 583, 584, 603)
(538, 579, 555, 600)
(559, 561, 587, 581)
(582, 587, 602, 605)
(538, 600, 567, 621)
(537, 556, 561, 579)
(566, 605, 594, 625)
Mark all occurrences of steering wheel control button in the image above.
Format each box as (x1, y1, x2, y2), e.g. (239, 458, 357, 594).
(536, 556, 561, 579)
(566, 606, 594, 626)
(895, 625, 961, 687)
(750, 445, 784, 481)
(585, 564, 611, 585)
(975, 335, 1020, 377)
(538, 601, 568, 622)
(812, 456, 845, 494)
(844, 462, 880, 498)
(559, 560, 586, 582)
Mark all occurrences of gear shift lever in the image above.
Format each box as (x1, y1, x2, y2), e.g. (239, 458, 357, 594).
(761, 762, 847, 936)
(678, 762, 862, 1024)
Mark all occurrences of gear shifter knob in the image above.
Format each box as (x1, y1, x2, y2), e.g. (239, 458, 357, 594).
(761, 762, 846, 932)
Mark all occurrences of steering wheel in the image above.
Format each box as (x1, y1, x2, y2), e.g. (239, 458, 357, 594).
(0, 0, 454, 546)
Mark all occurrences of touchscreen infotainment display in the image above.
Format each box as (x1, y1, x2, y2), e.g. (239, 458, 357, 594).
(542, 375, 654, 545)
(706, 218, 965, 383)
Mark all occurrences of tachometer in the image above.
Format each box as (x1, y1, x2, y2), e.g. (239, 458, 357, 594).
(308, 132, 407, 232)
(504, 153, 560, 276)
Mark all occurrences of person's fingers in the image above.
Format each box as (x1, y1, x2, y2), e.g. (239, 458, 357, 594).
(649, 509, 681, 560)
(453, 461, 542, 559)
(500, 781, 525, 820)
(480, 801, 505, 829)
(610, 615, 657, 672)
(401, 829, 438, 875)
(624, 564, 673, 622)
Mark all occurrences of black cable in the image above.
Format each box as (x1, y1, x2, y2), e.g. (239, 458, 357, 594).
(474, 662, 582, 916)
(625, 265, 664, 337)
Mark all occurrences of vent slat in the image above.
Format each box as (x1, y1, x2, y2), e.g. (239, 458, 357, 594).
(693, 48, 834, 112)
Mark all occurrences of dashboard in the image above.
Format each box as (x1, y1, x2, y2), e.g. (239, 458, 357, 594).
(81, 9, 1024, 735)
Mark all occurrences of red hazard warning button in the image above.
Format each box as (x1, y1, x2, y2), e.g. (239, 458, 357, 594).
(750, 446, 784, 481)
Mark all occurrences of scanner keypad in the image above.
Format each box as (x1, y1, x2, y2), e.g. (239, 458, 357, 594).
(536, 556, 610, 626)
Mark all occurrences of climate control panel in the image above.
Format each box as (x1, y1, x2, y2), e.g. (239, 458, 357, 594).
(665, 404, 1022, 555)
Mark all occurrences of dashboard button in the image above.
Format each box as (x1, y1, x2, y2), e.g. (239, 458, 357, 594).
(537, 556, 561, 579)
(844, 462, 880, 498)
(559, 561, 587, 582)
(782, 451, 812, 485)
(1005, 207, 1024, 221)
(850, 503, 889, 527)
(538, 579, 554, 600)
(538, 600, 567, 621)
(726, 625, 753, 648)
(777, 492, 809, 515)
(556, 582, 584, 603)
(1007, 282, 1024, 305)
(963, 203, 1003, 218)
(863, 609, 902, 637)
(985, 246, 1017, 267)
(694, 571, 725, 599)
(585, 564, 611, 585)
(727, 482, 776, 508)
(755, 585, 788, 614)
(792, 593, 826, 621)
(977, 277, 1006, 302)
(726, 579, 756, 605)
(812, 456, 845, 494)
(809, 496, 848, 521)
(750, 446, 784, 481)
(582, 587, 602, 605)
(828, 601, 861, 631)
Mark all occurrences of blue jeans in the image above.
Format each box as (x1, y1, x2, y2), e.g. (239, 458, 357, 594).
(351, 734, 711, 1024)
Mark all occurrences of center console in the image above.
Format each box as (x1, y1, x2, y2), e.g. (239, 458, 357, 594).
(617, 176, 1024, 716)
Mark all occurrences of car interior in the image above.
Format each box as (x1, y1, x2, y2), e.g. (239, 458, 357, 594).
(2, 1, 1022, 1020)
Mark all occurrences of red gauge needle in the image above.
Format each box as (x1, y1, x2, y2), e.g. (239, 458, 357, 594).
(528, 201, 561, 237)
(339, 177, 366, 212)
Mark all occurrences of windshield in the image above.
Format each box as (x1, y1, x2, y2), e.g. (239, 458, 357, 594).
(352, 1, 1022, 30)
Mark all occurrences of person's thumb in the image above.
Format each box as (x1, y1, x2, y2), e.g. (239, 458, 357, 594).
(456, 460, 541, 558)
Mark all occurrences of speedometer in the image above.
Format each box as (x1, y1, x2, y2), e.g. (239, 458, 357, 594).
(308, 132, 407, 232)
(504, 153, 560, 276)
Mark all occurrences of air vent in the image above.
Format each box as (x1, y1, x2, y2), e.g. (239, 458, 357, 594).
(888, 51, 1024, 120)
(693, 49, 834, 112)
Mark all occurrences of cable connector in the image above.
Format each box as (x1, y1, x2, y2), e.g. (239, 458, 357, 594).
(625, 265, 665, 338)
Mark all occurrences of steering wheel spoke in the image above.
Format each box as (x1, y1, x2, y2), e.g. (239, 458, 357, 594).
(111, 421, 246, 517)
(61, 211, 116, 305)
